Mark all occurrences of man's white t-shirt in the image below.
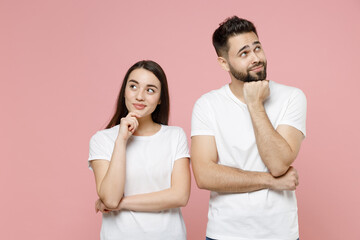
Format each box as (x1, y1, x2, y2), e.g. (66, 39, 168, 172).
(88, 125, 189, 240)
(191, 81, 306, 240)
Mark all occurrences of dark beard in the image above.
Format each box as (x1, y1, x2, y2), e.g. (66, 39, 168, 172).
(229, 62, 267, 82)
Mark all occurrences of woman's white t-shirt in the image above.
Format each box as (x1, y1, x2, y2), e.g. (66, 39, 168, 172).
(88, 125, 190, 240)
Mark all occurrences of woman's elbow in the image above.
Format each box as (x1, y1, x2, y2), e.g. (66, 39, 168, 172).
(103, 200, 119, 209)
(173, 189, 190, 207)
(99, 196, 121, 209)
(178, 193, 190, 207)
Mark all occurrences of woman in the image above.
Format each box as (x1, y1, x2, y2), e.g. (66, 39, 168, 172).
(88, 60, 191, 240)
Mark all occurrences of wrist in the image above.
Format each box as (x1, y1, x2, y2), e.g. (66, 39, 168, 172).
(118, 197, 127, 210)
(115, 137, 127, 146)
(264, 172, 275, 189)
(247, 101, 264, 111)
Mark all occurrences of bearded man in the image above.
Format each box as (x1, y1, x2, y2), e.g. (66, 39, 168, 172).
(191, 16, 307, 240)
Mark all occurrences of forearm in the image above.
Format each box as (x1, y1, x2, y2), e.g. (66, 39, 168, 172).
(117, 187, 189, 212)
(248, 103, 295, 176)
(195, 162, 273, 193)
(98, 140, 127, 208)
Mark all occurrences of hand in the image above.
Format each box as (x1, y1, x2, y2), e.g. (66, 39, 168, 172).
(117, 112, 141, 141)
(95, 199, 112, 214)
(243, 80, 270, 107)
(269, 167, 299, 191)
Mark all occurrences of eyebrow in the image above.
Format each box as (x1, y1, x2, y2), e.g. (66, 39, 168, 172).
(237, 41, 262, 54)
(128, 79, 159, 89)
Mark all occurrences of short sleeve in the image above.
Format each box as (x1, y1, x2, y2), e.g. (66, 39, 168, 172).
(88, 132, 112, 170)
(174, 128, 190, 162)
(278, 89, 307, 137)
(191, 97, 215, 136)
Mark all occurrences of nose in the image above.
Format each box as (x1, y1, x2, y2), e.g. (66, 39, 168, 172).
(251, 51, 260, 64)
(136, 89, 145, 101)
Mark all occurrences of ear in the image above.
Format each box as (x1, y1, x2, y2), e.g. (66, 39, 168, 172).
(217, 56, 230, 72)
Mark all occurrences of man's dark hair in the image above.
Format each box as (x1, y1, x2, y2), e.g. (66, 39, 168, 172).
(212, 16, 258, 57)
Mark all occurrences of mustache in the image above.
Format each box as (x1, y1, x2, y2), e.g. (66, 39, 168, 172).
(248, 62, 265, 70)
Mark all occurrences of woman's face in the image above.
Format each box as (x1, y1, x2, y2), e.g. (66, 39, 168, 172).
(124, 68, 161, 118)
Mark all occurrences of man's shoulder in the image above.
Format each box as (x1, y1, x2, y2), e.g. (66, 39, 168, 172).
(195, 84, 228, 105)
(270, 81, 305, 99)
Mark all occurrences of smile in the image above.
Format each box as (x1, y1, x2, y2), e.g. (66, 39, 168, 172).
(249, 65, 263, 72)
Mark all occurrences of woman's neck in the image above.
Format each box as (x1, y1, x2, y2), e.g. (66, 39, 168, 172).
(133, 115, 161, 136)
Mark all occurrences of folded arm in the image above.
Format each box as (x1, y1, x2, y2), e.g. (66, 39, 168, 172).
(191, 135, 298, 193)
(247, 103, 304, 177)
(244, 81, 304, 177)
(91, 139, 127, 209)
(97, 157, 191, 213)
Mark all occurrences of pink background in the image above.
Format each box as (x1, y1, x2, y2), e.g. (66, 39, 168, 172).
(1, 0, 359, 239)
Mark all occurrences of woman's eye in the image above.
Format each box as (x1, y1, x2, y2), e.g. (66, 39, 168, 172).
(255, 46, 261, 51)
(147, 88, 155, 93)
(130, 85, 137, 89)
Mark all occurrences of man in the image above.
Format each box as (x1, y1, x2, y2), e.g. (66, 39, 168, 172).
(191, 16, 306, 240)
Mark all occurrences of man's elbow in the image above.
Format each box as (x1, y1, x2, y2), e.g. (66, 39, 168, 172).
(269, 168, 287, 177)
(268, 163, 291, 177)
(194, 174, 211, 190)
(268, 154, 297, 177)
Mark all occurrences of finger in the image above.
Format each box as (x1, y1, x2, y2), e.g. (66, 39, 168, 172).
(128, 121, 135, 133)
(294, 178, 299, 187)
(129, 118, 139, 132)
(129, 116, 139, 124)
(133, 118, 139, 130)
(101, 209, 110, 213)
(127, 119, 135, 131)
(128, 112, 142, 118)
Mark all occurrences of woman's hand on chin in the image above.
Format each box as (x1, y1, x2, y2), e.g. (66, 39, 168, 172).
(117, 112, 141, 142)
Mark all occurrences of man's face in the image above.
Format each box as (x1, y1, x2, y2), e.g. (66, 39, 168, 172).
(225, 32, 267, 82)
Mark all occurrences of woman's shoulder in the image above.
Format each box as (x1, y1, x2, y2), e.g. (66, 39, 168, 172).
(160, 125, 187, 138)
(90, 125, 119, 143)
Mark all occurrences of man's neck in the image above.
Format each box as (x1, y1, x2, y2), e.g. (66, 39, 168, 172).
(229, 78, 246, 103)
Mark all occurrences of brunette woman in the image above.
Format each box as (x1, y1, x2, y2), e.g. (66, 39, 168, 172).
(88, 60, 190, 240)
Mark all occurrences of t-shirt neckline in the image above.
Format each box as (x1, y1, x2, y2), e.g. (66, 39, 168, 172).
(224, 81, 273, 107)
(130, 124, 165, 141)
(224, 84, 247, 107)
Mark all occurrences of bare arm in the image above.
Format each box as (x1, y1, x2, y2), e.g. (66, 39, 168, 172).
(244, 81, 304, 177)
(191, 135, 298, 193)
(91, 112, 140, 209)
(96, 158, 191, 213)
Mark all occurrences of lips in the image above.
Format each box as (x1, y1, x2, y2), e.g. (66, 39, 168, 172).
(249, 65, 264, 72)
(133, 103, 146, 110)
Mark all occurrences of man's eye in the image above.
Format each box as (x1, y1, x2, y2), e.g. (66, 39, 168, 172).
(255, 46, 261, 51)
(240, 52, 247, 57)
